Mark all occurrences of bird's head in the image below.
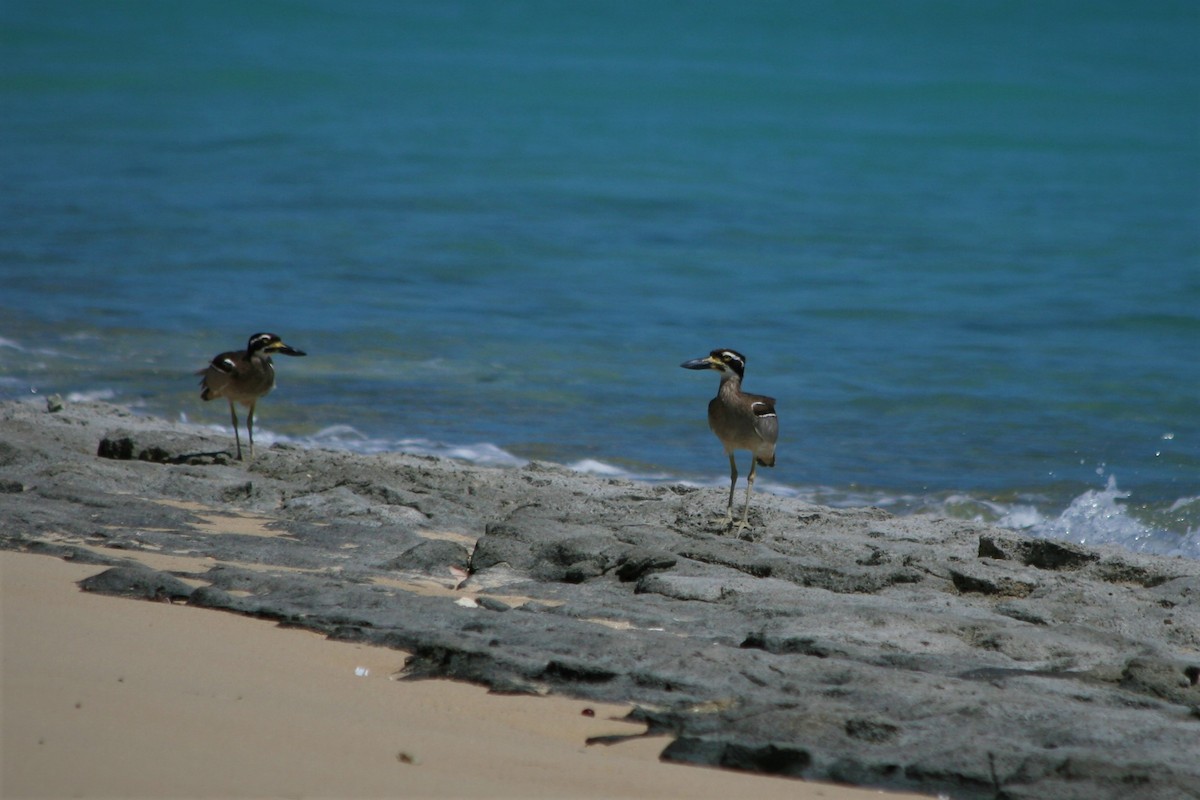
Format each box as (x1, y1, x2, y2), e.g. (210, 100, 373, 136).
(680, 349, 745, 380)
(248, 332, 306, 357)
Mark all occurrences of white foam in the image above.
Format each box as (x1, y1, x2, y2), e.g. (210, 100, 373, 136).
(310, 424, 370, 443)
(566, 459, 675, 482)
(433, 441, 526, 467)
(568, 458, 627, 477)
(1168, 494, 1200, 514)
(568, 457, 789, 489)
(993, 504, 1045, 531)
(296, 425, 527, 467)
(1021, 476, 1200, 559)
(64, 389, 116, 402)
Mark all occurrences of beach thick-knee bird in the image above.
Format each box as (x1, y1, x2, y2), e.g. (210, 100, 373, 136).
(197, 333, 306, 460)
(681, 349, 778, 534)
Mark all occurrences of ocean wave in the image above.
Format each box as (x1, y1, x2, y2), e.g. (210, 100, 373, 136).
(64, 389, 117, 403)
(301, 425, 527, 467)
(1006, 476, 1200, 559)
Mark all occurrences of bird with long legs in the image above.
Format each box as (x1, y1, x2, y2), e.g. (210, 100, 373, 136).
(681, 349, 778, 535)
(197, 332, 306, 460)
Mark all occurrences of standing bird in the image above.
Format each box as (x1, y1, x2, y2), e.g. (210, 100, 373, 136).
(681, 349, 778, 534)
(197, 332, 306, 460)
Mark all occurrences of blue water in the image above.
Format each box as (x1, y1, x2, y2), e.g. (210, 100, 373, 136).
(2, 1, 1197, 557)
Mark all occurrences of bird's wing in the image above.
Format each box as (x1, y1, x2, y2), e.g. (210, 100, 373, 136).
(749, 394, 778, 445)
(208, 352, 242, 375)
(197, 351, 244, 394)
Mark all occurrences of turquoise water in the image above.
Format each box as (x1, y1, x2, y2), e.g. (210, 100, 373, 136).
(2, 1, 1197, 555)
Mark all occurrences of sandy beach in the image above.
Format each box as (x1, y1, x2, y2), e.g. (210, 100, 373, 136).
(2, 550, 921, 799)
(1, 399, 1197, 799)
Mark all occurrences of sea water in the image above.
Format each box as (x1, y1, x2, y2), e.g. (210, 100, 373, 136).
(2, 1, 1197, 557)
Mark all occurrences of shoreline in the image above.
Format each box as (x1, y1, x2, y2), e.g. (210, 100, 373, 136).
(108, 395, 1200, 559)
(32, 389, 1200, 558)
(1, 398, 1197, 799)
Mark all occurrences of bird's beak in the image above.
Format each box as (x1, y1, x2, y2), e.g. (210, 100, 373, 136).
(680, 356, 716, 370)
(268, 342, 306, 357)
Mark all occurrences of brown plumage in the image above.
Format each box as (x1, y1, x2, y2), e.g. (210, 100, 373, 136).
(197, 332, 306, 460)
(681, 348, 778, 534)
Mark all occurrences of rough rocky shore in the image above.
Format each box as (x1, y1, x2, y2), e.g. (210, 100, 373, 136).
(1, 399, 1197, 799)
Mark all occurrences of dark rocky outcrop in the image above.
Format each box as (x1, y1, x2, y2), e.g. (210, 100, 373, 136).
(2, 399, 1197, 800)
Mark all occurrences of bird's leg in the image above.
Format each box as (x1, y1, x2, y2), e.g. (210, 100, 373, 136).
(724, 453, 738, 527)
(228, 400, 243, 461)
(735, 459, 758, 537)
(246, 400, 257, 459)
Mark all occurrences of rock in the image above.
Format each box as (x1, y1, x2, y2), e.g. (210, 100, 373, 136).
(843, 717, 901, 743)
(613, 547, 677, 581)
(78, 566, 194, 602)
(950, 562, 1038, 597)
(1117, 656, 1200, 706)
(0, 398, 1197, 800)
(186, 584, 239, 610)
(380, 539, 470, 574)
(661, 738, 813, 778)
(469, 532, 534, 573)
(978, 533, 1099, 570)
(97, 429, 230, 465)
(476, 596, 511, 612)
(635, 573, 727, 602)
